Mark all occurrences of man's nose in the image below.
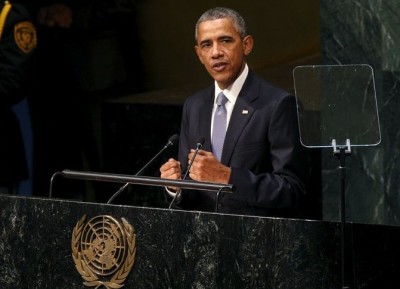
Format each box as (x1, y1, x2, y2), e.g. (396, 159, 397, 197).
(211, 43, 223, 57)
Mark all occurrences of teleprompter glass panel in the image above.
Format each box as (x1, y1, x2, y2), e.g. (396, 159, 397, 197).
(293, 64, 381, 148)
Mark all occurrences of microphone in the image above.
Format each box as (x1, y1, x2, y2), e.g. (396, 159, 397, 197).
(107, 133, 179, 204)
(182, 136, 205, 180)
(169, 136, 205, 209)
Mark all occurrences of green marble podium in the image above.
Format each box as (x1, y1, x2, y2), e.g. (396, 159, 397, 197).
(0, 194, 399, 289)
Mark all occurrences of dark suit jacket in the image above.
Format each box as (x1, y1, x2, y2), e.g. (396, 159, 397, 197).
(176, 70, 307, 218)
(0, 2, 36, 187)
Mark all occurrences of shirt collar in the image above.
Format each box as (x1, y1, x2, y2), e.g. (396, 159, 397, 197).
(214, 63, 249, 103)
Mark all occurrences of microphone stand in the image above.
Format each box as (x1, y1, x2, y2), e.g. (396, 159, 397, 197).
(106, 134, 179, 204)
(168, 137, 205, 209)
(49, 134, 179, 201)
(107, 143, 171, 204)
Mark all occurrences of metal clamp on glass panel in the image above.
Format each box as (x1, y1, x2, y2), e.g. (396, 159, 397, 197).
(332, 138, 351, 156)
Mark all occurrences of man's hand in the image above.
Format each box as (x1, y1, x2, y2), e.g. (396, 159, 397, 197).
(187, 150, 231, 184)
(160, 158, 182, 191)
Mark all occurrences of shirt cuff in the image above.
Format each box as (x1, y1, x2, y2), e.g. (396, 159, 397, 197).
(165, 187, 182, 202)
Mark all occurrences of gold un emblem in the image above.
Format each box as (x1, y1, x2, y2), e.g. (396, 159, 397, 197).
(72, 215, 136, 288)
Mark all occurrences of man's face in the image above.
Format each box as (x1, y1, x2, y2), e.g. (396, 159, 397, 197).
(195, 17, 253, 89)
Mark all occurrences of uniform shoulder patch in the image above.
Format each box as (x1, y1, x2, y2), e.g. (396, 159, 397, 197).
(14, 21, 36, 53)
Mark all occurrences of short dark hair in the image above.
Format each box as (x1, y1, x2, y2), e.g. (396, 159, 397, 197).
(195, 7, 248, 41)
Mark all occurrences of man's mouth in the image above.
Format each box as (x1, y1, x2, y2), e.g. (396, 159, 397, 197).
(212, 62, 227, 72)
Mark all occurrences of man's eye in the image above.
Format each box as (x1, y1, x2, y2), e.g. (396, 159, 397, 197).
(201, 43, 211, 49)
(221, 38, 232, 43)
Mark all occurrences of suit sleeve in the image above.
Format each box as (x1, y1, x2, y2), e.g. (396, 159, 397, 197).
(0, 4, 37, 107)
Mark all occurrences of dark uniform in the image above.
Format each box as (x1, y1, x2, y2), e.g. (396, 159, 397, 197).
(0, 0, 36, 194)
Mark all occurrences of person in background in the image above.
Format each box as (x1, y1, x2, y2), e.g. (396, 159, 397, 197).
(160, 7, 307, 218)
(23, 0, 142, 200)
(0, 0, 37, 195)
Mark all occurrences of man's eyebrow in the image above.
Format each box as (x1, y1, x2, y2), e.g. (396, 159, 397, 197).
(199, 35, 233, 44)
(199, 39, 211, 45)
(219, 35, 233, 39)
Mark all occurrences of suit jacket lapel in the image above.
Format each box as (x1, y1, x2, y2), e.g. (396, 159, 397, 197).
(198, 87, 214, 152)
(221, 72, 259, 164)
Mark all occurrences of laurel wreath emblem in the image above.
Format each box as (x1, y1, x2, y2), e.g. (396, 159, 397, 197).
(72, 215, 136, 289)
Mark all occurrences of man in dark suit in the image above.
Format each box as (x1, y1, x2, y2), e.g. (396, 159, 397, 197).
(160, 7, 307, 218)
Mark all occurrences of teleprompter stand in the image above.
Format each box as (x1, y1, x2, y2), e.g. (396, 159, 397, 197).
(332, 138, 351, 289)
(293, 64, 381, 289)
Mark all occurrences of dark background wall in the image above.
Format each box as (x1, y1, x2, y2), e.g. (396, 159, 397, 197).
(133, 1, 320, 92)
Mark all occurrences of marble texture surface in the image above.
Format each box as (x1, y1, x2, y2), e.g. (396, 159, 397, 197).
(1, 195, 400, 289)
(0, 195, 342, 289)
(321, 1, 400, 225)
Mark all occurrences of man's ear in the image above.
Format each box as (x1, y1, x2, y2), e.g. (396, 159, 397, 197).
(195, 45, 204, 64)
(243, 35, 254, 56)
